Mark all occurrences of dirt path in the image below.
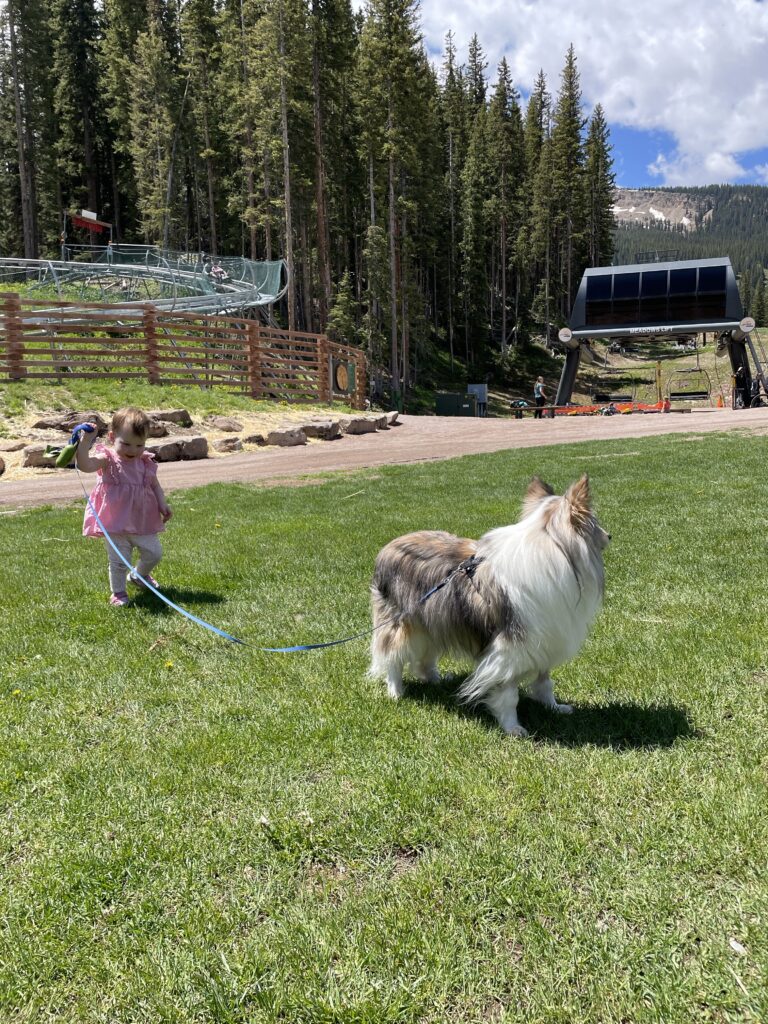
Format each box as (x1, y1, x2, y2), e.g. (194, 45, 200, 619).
(3, 408, 767, 511)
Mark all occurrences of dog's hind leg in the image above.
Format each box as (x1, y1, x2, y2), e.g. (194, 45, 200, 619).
(409, 630, 441, 683)
(483, 682, 526, 738)
(527, 672, 573, 714)
(370, 624, 407, 699)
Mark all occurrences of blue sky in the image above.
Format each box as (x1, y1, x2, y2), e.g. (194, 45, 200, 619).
(355, 0, 768, 189)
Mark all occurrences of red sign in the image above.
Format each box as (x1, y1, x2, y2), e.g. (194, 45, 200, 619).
(70, 214, 111, 234)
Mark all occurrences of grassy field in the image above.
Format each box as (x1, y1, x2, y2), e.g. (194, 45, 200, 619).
(2, 433, 768, 1022)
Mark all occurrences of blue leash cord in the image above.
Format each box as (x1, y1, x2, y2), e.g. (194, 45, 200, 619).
(73, 425, 480, 653)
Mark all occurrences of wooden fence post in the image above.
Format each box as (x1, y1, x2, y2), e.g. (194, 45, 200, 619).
(247, 321, 261, 398)
(317, 334, 329, 403)
(354, 350, 367, 410)
(3, 293, 26, 381)
(143, 305, 159, 384)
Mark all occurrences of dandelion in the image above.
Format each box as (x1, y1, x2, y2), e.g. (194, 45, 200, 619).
(164, 661, 174, 669)
(12, 689, 21, 696)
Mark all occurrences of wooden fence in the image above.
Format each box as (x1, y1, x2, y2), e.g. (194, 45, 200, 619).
(0, 292, 366, 408)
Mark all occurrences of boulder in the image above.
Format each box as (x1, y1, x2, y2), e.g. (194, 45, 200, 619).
(179, 436, 208, 460)
(0, 440, 26, 452)
(301, 419, 342, 441)
(265, 426, 307, 447)
(386, 410, 399, 426)
(339, 416, 377, 435)
(21, 444, 58, 468)
(213, 437, 243, 453)
(147, 440, 181, 463)
(32, 410, 107, 433)
(206, 415, 243, 432)
(147, 408, 193, 427)
(242, 433, 266, 446)
(372, 414, 389, 430)
(0, 456, 4, 477)
(147, 418, 169, 438)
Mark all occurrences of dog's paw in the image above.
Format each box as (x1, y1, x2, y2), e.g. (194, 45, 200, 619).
(553, 702, 574, 715)
(386, 679, 404, 699)
(417, 668, 441, 684)
(503, 723, 529, 738)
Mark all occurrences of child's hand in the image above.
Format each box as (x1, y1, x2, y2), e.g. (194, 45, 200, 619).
(159, 503, 172, 523)
(79, 423, 98, 446)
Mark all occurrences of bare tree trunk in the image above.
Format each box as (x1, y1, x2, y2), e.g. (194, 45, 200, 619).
(301, 217, 312, 331)
(312, 0, 331, 330)
(501, 216, 507, 354)
(278, 0, 296, 331)
(400, 204, 408, 390)
(8, 4, 37, 258)
(388, 146, 398, 392)
(201, 100, 218, 253)
(447, 130, 455, 370)
(263, 151, 272, 259)
(163, 74, 190, 251)
(239, 0, 257, 259)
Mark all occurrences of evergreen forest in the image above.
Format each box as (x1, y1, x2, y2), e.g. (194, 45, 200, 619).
(0, 0, 617, 395)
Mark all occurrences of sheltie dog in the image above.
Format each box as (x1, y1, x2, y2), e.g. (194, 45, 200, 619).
(369, 476, 609, 736)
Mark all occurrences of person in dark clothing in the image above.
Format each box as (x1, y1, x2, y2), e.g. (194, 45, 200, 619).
(533, 376, 547, 419)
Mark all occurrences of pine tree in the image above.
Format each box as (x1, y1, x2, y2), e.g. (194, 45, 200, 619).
(327, 268, 357, 342)
(582, 103, 615, 267)
(549, 45, 586, 318)
(466, 34, 487, 113)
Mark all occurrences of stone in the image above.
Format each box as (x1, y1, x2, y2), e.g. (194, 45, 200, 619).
(147, 440, 182, 463)
(386, 410, 399, 425)
(265, 426, 307, 447)
(0, 456, 4, 477)
(147, 408, 193, 427)
(301, 419, 342, 441)
(339, 416, 377, 435)
(242, 433, 266, 446)
(179, 436, 208, 460)
(32, 410, 108, 433)
(21, 444, 57, 468)
(213, 437, 243, 453)
(206, 415, 243, 432)
(372, 414, 389, 430)
(0, 440, 26, 452)
(147, 418, 169, 438)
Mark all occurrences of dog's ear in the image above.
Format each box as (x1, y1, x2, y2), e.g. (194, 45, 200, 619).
(522, 476, 555, 517)
(565, 474, 592, 528)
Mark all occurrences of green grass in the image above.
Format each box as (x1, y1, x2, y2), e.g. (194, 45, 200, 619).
(2, 434, 768, 1022)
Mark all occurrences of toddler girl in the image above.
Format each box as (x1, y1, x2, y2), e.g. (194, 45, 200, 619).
(77, 407, 172, 606)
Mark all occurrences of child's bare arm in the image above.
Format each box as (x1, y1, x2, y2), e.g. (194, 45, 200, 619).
(153, 479, 172, 522)
(75, 425, 108, 473)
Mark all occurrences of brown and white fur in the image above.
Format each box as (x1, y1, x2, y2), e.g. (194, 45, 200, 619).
(369, 476, 609, 736)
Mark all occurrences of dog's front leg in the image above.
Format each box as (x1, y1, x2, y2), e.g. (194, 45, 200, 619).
(484, 682, 527, 737)
(528, 672, 573, 714)
(460, 642, 528, 736)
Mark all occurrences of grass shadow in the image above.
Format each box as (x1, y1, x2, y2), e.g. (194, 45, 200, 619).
(402, 676, 696, 750)
(131, 586, 226, 615)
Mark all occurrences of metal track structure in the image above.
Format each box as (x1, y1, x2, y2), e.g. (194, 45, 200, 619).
(0, 244, 288, 318)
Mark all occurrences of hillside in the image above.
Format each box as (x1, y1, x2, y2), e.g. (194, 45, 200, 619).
(611, 185, 768, 274)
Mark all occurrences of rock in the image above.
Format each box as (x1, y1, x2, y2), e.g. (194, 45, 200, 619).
(206, 415, 243, 432)
(339, 416, 377, 435)
(147, 440, 182, 463)
(242, 432, 266, 446)
(0, 456, 4, 476)
(372, 414, 389, 430)
(32, 410, 108, 433)
(147, 408, 192, 427)
(147, 418, 169, 438)
(0, 440, 26, 452)
(301, 419, 342, 440)
(21, 444, 58, 468)
(179, 436, 208, 460)
(386, 410, 399, 425)
(265, 426, 307, 447)
(213, 437, 243, 453)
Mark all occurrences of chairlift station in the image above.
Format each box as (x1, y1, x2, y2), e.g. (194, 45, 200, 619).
(555, 257, 761, 406)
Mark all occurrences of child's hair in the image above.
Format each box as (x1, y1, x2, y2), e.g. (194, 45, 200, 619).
(111, 406, 151, 440)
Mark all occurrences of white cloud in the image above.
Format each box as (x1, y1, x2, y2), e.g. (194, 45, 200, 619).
(354, 0, 768, 186)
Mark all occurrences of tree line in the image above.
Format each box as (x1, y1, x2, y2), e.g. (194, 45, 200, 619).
(0, 0, 615, 394)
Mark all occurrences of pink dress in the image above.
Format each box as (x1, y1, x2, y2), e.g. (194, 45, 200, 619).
(83, 446, 164, 537)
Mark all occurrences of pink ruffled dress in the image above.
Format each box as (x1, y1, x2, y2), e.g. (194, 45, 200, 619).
(83, 446, 164, 537)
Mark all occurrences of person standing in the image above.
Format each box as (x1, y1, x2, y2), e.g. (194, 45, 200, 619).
(534, 376, 547, 419)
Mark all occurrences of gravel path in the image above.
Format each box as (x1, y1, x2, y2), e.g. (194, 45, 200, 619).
(2, 407, 767, 511)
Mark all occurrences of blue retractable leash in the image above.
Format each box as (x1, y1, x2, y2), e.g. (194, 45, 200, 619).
(62, 424, 481, 653)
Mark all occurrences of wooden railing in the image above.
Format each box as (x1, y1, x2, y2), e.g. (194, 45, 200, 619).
(0, 293, 366, 409)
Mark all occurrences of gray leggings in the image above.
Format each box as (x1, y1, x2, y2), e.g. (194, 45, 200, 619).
(106, 533, 162, 593)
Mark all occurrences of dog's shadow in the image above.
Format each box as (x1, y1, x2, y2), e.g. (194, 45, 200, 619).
(404, 676, 696, 750)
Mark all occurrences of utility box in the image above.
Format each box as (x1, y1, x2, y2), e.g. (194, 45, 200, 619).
(435, 392, 462, 416)
(467, 384, 488, 417)
(458, 394, 477, 416)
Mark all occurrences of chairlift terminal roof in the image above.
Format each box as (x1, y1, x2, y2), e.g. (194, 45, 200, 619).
(568, 257, 744, 340)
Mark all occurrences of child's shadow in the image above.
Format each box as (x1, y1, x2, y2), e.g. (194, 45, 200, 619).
(133, 586, 226, 616)
(403, 675, 696, 750)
